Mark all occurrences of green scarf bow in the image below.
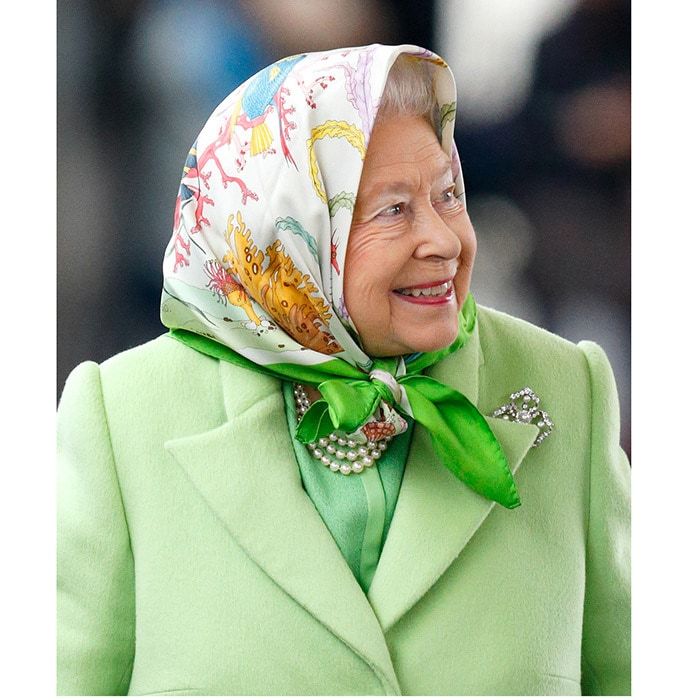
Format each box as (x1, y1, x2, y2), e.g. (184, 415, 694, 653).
(170, 296, 521, 509)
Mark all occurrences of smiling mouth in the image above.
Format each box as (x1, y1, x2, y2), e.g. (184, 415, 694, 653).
(393, 279, 454, 305)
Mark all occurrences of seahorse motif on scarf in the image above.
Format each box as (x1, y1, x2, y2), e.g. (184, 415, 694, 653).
(222, 211, 342, 354)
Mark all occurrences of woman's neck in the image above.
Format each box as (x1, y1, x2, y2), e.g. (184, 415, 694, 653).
(303, 383, 322, 403)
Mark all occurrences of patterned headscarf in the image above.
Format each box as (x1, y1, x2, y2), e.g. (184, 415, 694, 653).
(161, 44, 521, 508)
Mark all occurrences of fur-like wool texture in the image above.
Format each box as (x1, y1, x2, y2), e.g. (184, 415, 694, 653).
(57, 305, 630, 696)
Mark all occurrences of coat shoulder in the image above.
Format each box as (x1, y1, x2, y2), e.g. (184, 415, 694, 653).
(100, 332, 216, 377)
(476, 304, 593, 381)
(477, 304, 579, 360)
(474, 305, 606, 420)
(98, 334, 215, 402)
(61, 334, 227, 438)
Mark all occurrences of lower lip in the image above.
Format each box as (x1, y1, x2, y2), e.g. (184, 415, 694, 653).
(392, 288, 455, 305)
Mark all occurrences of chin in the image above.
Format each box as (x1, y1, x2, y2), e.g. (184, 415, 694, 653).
(403, 324, 459, 354)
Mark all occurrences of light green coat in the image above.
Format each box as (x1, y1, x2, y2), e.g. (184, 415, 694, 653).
(57, 305, 630, 696)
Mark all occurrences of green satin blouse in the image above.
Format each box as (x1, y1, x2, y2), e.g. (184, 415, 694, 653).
(282, 380, 414, 593)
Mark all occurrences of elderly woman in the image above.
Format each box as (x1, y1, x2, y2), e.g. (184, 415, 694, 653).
(57, 44, 630, 696)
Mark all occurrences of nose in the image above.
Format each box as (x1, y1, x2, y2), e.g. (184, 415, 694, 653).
(411, 204, 462, 261)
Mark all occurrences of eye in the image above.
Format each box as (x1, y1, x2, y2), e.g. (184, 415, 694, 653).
(433, 185, 462, 212)
(378, 202, 405, 218)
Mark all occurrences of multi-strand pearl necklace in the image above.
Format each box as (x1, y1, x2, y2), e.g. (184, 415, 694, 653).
(293, 383, 391, 474)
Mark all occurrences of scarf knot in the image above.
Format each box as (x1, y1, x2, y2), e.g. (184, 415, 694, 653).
(369, 369, 402, 405)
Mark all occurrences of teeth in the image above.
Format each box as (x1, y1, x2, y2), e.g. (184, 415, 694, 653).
(397, 281, 452, 297)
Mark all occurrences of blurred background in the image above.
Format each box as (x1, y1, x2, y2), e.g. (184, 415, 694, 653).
(57, 0, 630, 454)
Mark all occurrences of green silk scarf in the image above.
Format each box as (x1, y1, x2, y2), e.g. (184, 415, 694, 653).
(170, 295, 520, 508)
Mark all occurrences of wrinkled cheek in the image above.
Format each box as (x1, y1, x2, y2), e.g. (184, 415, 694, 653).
(345, 277, 386, 332)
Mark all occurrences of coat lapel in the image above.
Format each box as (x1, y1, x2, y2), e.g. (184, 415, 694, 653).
(165, 363, 401, 695)
(164, 312, 538, 676)
(367, 318, 540, 632)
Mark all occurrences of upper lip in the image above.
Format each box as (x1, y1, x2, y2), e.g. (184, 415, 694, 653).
(394, 277, 454, 291)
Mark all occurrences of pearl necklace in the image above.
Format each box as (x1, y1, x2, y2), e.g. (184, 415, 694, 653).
(293, 383, 391, 474)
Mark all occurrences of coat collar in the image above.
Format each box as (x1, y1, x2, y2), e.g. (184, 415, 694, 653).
(165, 315, 538, 690)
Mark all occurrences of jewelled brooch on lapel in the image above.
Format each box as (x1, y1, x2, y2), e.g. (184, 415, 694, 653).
(491, 387, 554, 447)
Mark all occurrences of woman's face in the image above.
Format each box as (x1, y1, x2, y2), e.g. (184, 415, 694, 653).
(344, 115, 476, 357)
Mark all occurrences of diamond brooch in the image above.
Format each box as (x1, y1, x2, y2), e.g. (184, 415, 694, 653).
(491, 387, 554, 447)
